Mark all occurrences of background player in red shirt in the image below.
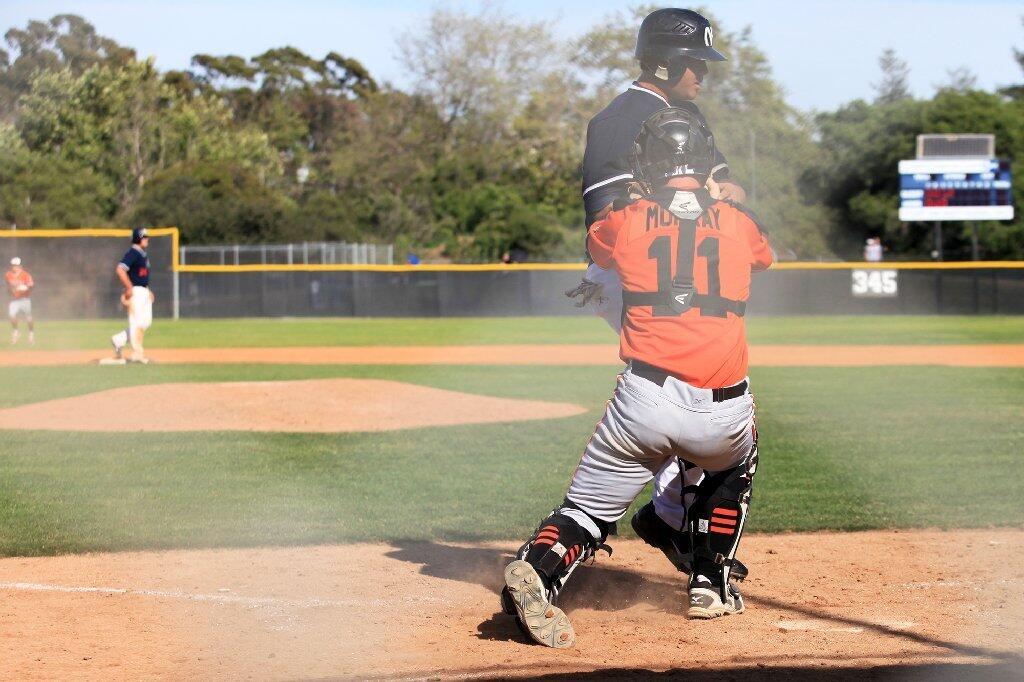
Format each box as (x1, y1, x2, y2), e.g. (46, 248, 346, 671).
(5, 257, 35, 345)
(501, 108, 771, 648)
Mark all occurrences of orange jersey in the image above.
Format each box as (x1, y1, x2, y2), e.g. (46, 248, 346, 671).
(5, 269, 33, 299)
(588, 189, 772, 388)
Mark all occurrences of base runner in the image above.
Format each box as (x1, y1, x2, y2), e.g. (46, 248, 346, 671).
(110, 228, 154, 363)
(6, 257, 35, 345)
(502, 108, 772, 648)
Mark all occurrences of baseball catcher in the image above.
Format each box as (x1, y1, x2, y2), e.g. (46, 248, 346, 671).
(502, 107, 772, 648)
(570, 7, 753, 583)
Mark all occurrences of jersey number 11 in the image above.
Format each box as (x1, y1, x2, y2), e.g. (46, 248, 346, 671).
(647, 227, 725, 318)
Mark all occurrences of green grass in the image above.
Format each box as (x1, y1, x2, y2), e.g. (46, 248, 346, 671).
(1, 362, 1022, 555)
(8, 314, 1024, 351)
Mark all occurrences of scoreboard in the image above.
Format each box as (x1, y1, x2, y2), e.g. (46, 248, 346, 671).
(898, 158, 1013, 221)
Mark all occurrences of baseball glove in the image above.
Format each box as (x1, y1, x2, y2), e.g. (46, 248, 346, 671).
(565, 278, 607, 308)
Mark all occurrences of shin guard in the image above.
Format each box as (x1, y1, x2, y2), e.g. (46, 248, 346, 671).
(689, 447, 758, 600)
(505, 503, 610, 609)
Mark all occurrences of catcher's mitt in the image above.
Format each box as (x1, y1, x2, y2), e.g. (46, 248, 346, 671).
(565, 278, 607, 308)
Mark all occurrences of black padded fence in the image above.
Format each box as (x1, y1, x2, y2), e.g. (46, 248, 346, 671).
(179, 269, 592, 318)
(748, 267, 1024, 316)
(0, 233, 175, 319)
(177, 267, 1024, 318)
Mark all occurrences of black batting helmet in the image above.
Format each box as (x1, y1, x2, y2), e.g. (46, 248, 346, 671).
(631, 107, 716, 189)
(635, 8, 725, 82)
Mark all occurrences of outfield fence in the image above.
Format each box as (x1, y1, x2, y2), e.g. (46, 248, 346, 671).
(0, 229, 177, 319)
(3, 228, 1024, 318)
(178, 265, 1024, 317)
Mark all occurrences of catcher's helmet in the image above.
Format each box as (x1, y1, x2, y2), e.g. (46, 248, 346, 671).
(635, 8, 725, 82)
(631, 107, 716, 189)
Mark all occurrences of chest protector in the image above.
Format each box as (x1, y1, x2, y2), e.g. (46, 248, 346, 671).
(620, 188, 746, 318)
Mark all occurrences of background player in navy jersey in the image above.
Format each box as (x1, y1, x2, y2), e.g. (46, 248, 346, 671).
(568, 8, 751, 584)
(581, 8, 745, 228)
(110, 228, 155, 363)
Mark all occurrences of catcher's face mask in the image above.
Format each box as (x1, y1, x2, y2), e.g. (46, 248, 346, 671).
(631, 108, 716, 191)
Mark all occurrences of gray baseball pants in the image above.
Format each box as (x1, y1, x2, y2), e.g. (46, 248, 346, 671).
(566, 363, 756, 525)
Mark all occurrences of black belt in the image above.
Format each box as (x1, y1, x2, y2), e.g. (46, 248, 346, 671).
(629, 361, 748, 402)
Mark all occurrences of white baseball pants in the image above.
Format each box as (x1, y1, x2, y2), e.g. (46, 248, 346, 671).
(566, 364, 756, 524)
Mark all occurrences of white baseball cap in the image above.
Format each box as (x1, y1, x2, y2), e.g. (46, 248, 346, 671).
(10, 257, 21, 266)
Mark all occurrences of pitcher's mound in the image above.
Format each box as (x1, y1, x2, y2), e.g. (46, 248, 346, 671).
(0, 379, 587, 432)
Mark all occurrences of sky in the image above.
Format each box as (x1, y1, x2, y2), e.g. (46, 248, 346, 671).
(2, 0, 1022, 112)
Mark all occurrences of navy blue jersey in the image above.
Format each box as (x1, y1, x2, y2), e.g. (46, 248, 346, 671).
(118, 246, 150, 287)
(582, 82, 729, 226)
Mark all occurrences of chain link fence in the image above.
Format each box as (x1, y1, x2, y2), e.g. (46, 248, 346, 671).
(179, 241, 394, 266)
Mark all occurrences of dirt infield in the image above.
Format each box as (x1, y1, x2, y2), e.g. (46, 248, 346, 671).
(0, 379, 585, 432)
(0, 529, 1020, 680)
(4, 343, 1024, 367)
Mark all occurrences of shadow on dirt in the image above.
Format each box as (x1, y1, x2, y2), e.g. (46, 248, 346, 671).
(385, 539, 685, 600)
(747, 591, 1024, 667)
(383, 539, 1024, 669)
(384, 539, 686, 613)
(477, 662, 1023, 681)
(384, 538, 688, 646)
(306, 661, 1023, 681)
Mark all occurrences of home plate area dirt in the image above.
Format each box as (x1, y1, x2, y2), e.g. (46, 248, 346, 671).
(0, 529, 1021, 680)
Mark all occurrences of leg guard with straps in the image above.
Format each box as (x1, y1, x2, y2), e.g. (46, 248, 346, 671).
(637, 458, 751, 581)
(502, 501, 611, 615)
(688, 445, 758, 601)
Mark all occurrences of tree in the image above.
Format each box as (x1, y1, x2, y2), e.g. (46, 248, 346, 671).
(7, 8, 1019, 261)
(873, 48, 912, 105)
(294, 190, 362, 243)
(18, 59, 278, 217)
(397, 3, 561, 141)
(1001, 17, 1024, 100)
(328, 87, 446, 246)
(0, 123, 114, 227)
(0, 14, 134, 117)
(810, 89, 1024, 259)
(189, 47, 376, 195)
(936, 66, 978, 93)
(509, 70, 592, 227)
(130, 161, 296, 244)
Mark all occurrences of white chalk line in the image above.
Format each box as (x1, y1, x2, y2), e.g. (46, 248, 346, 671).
(778, 619, 917, 634)
(902, 577, 1024, 590)
(0, 582, 449, 609)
